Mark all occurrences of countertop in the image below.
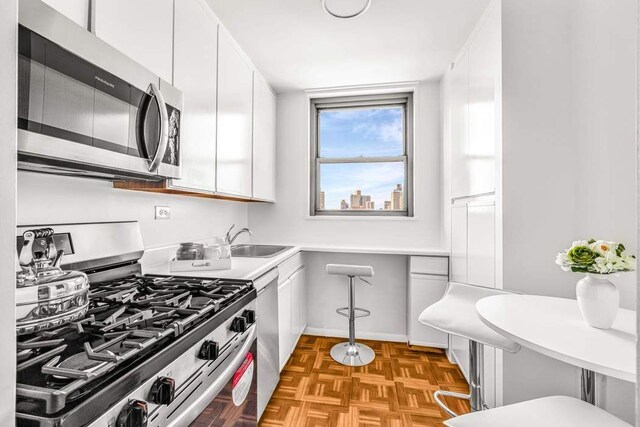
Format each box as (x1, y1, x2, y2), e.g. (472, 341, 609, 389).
(143, 244, 448, 281)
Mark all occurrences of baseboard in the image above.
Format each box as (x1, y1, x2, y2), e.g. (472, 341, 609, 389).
(408, 340, 448, 349)
(303, 327, 407, 343)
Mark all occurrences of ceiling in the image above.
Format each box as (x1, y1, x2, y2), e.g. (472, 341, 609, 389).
(206, 0, 491, 92)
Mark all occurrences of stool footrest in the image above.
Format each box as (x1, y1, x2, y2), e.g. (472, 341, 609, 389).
(336, 307, 371, 318)
(434, 390, 470, 418)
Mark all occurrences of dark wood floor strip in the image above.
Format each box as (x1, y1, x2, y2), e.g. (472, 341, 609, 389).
(260, 335, 470, 427)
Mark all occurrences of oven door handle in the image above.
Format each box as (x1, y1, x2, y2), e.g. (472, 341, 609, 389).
(171, 324, 257, 426)
(146, 82, 170, 173)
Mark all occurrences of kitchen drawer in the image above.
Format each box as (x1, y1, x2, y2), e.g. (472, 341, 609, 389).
(278, 252, 303, 283)
(410, 256, 449, 276)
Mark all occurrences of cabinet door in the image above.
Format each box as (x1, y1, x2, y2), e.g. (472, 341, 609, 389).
(450, 203, 468, 283)
(467, 203, 495, 287)
(252, 74, 276, 201)
(170, 0, 218, 193)
(277, 278, 292, 371)
(468, 5, 499, 196)
(93, 0, 173, 82)
(216, 29, 253, 197)
(42, 0, 89, 29)
(299, 267, 307, 333)
(450, 49, 469, 199)
(290, 269, 301, 352)
(408, 274, 448, 347)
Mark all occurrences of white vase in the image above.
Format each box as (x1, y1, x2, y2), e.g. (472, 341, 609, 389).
(575, 273, 619, 329)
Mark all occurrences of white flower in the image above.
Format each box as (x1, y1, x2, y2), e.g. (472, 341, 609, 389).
(589, 240, 616, 257)
(556, 239, 636, 274)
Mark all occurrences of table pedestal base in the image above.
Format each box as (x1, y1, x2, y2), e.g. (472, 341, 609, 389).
(581, 368, 596, 404)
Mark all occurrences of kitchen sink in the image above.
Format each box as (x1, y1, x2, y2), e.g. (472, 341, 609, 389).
(231, 244, 293, 258)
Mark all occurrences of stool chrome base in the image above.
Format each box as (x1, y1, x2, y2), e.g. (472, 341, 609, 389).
(435, 340, 486, 418)
(330, 342, 375, 366)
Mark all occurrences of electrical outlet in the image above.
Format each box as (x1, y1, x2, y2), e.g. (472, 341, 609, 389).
(155, 206, 171, 220)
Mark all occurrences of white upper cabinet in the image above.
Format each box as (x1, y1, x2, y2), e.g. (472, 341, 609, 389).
(93, 0, 174, 83)
(42, 0, 89, 29)
(171, 0, 218, 193)
(467, 5, 499, 196)
(216, 29, 254, 197)
(450, 49, 469, 199)
(252, 74, 277, 201)
(450, 4, 499, 199)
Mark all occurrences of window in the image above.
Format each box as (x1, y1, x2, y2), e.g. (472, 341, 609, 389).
(310, 93, 413, 216)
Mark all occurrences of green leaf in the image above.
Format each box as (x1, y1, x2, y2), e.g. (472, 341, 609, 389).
(587, 239, 596, 244)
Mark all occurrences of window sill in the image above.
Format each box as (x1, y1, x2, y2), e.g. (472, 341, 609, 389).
(305, 215, 418, 221)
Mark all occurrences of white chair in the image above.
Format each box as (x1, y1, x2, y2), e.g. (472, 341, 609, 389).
(326, 264, 375, 366)
(418, 282, 521, 415)
(444, 395, 631, 427)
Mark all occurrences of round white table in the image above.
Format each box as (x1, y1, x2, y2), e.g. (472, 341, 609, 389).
(476, 294, 636, 404)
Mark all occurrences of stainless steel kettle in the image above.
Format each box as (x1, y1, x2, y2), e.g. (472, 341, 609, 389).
(16, 228, 90, 335)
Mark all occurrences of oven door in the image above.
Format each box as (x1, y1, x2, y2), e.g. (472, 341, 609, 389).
(169, 327, 258, 427)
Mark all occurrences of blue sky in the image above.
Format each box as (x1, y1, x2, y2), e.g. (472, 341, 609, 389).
(319, 107, 405, 209)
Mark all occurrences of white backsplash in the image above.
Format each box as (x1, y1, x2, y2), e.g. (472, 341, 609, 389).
(17, 171, 249, 249)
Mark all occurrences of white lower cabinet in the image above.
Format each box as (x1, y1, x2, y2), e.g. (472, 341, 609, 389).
(277, 264, 306, 371)
(450, 203, 468, 283)
(467, 202, 495, 287)
(407, 257, 448, 347)
(277, 278, 292, 371)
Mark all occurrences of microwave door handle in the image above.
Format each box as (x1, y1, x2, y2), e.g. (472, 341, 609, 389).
(146, 82, 169, 173)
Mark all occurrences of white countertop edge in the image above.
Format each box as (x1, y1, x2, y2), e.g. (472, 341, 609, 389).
(142, 243, 448, 281)
(476, 295, 636, 383)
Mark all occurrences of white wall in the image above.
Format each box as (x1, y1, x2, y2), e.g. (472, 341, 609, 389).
(304, 252, 408, 342)
(248, 82, 444, 250)
(0, 0, 17, 424)
(17, 173, 250, 249)
(501, 0, 637, 422)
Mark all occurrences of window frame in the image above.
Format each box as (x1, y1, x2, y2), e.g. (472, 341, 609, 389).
(309, 92, 414, 217)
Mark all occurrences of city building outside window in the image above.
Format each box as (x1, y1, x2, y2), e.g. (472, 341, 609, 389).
(310, 92, 414, 216)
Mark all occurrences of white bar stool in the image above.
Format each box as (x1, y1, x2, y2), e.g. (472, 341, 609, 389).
(418, 282, 521, 416)
(444, 395, 631, 427)
(326, 264, 375, 367)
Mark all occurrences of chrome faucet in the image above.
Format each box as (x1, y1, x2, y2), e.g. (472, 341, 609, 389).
(225, 224, 252, 245)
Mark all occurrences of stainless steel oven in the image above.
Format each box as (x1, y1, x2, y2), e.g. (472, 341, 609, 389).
(17, 0, 182, 181)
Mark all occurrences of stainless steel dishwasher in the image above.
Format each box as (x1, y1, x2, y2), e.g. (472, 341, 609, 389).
(255, 268, 280, 419)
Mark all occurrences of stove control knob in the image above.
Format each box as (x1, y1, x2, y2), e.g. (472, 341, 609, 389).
(117, 399, 148, 427)
(198, 340, 219, 361)
(149, 376, 175, 405)
(242, 309, 256, 324)
(230, 316, 247, 333)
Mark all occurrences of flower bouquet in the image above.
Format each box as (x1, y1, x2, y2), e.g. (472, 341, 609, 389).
(556, 240, 636, 329)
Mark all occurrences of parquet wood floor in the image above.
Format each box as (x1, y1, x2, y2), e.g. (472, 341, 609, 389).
(260, 335, 470, 427)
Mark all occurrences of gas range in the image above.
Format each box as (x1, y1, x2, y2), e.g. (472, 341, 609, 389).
(15, 222, 258, 427)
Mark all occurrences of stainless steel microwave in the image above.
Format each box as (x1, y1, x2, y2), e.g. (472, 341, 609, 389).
(17, 0, 182, 181)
